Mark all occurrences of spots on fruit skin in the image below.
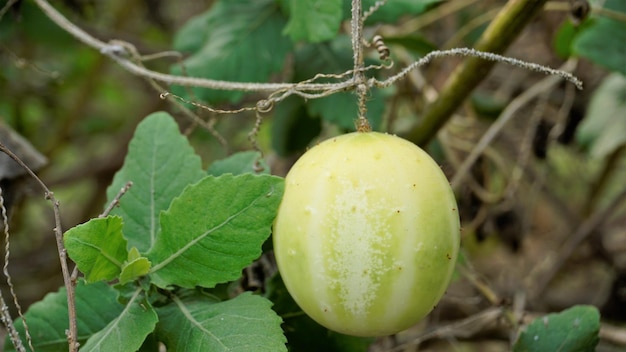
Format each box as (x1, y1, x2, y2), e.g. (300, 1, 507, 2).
(326, 178, 392, 317)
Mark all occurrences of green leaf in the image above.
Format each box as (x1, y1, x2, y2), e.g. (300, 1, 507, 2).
(128, 246, 142, 261)
(572, 0, 626, 75)
(344, 0, 442, 24)
(383, 33, 438, 58)
(63, 216, 127, 283)
(147, 174, 284, 288)
(171, 0, 292, 103)
(271, 95, 322, 156)
(0, 1, 74, 48)
(308, 89, 385, 131)
(513, 305, 600, 352)
(283, 0, 342, 43)
(106, 112, 205, 253)
(294, 37, 385, 131)
(156, 292, 286, 352)
(552, 19, 594, 59)
(266, 274, 374, 351)
(120, 257, 152, 285)
(4, 282, 124, 352)
(81, 288, 158, 351)
(576, 73, 626, 158)
(207, 151, 270, 176)
(172, 11, 211, 53)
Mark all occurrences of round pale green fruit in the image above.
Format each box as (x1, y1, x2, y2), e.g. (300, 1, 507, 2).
(273, 131, 460, 337)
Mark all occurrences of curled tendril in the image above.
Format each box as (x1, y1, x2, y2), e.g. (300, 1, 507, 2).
(256, 99, 274, 113)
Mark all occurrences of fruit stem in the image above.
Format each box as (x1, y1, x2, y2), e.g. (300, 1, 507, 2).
(351, 0, 371, 132)
(356, 83, 371, 132)
(356, 118, 372, 132)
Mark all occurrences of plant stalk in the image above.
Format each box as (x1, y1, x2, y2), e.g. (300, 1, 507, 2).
(404, 0, 549, 146)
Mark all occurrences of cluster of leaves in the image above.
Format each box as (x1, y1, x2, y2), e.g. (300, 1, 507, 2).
(4, 112, 376, 351)
(5, 112, 287, 351)
(554, 0, 626, 158)
(169, 0, 440, 156)
(3, 0, 624, 351)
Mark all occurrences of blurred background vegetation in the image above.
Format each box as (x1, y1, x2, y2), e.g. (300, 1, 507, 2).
(0, 0, 625, 350)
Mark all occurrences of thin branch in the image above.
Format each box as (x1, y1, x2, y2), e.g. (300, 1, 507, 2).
(100, 181, 133, 218)
(351, 0, 364, 72)
(403, 0, 552, 146)
(450, 59, 578, 191)
(363, 0, 387, 21)
(375, 48, 582, 91)
(583, 145, 626, 216)
(393, 0, 482, 33)
(0, 0, 19, 22)
(0, 143, 78, 352)
(0, 189, 25, 352)
(443, 6, 502, 49)
(31, 0, 337, 93)
(351, 0, 371, 130)
(0, 292, 24, 352)
(503, 91, 550, 199)
(531, 185, 626, 298)
(387, 307, 505, 351)
(106, 40, 233, 152)
(0, 188, 33, 351)
(32, 0, 582, 133)
(159, 92, 257, 115)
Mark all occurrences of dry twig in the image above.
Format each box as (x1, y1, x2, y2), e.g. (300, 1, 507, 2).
(0, 143, 78, 352)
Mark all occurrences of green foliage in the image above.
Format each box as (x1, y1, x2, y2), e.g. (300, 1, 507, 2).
(552, 19, 594, 59)
(280, 0, 441, 43)
(207, 151, 270, 176)
(156, 292, 287, 351)
(553, 0, 626, 74)
(4, 282, 124, 352)
(514, 305, 600, 352)
(294, 36, 385, 131)
(171, 0, 292, 103)
(349, 0, 442, 24)
(0, 0, 73, 48)
(383, 33, 438, 58)
(147, 173, 284, 288)
(80, 288, 158, 351)
(63, 216, 128, 283)
(120, 247, 152, 285)
(266, 274, 374, 351)
(576, 73, 626, 158)
(7, 0, 618, 351)
(283, 0, 343, 43)
(572, 0, 626, 75)
(10, 113, 288, 350)
(105, 112, 206, 253)
(272, 96, 322, 156)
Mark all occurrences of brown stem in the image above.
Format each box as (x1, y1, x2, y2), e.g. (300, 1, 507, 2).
(531, 186, 626, 299)
(584, 145, 626, 216)
(351, 0, 371, 130)
(0, 143, 78, 352)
